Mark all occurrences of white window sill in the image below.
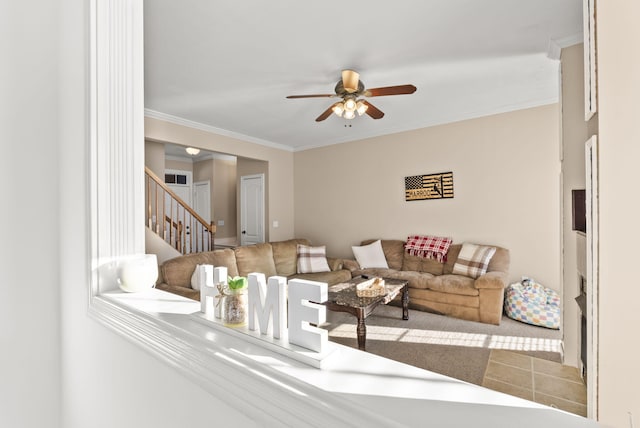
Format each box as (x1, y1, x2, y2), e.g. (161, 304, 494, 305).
(91, 288, 598, 428)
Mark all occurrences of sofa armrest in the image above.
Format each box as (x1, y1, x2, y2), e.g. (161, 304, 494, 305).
(474, 271, 508, 290)
(155, 282, 200, 301)
(342, 258, 361, 272)
(326, 257, 344, 271)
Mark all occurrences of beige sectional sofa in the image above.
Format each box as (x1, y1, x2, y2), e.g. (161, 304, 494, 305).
(156, 238, 352, 300)
(344, 239, 510, 325)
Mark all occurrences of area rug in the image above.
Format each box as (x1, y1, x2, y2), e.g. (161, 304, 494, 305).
(322, 305, 563, 386)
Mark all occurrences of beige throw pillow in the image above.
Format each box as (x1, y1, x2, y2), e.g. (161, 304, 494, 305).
(297, 244, 331, 273)
(452, 243, 496, 279)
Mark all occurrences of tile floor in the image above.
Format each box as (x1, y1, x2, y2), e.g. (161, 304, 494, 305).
(482, 349, 587, 417)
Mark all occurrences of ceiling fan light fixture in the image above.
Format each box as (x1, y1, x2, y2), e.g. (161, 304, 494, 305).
(356, 100, 368, 116)
(343, 98, 357, 112)
(185, 147, 200, 155)
(332, 103, 344, 116)
(286, 70, 415, 122)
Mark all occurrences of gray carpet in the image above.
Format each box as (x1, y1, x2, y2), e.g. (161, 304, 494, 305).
(323, 305, 562, 386)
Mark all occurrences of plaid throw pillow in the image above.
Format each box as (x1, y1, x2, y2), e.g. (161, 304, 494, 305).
(297, 244, 331, 274)
(452, 243, 496, 279)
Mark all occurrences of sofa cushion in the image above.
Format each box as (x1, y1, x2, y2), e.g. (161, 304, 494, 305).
(487, 246, 510, 274)
(270, 238, 310, 276)
(443, 244, 462, 274)
(326, 257, 343, 271)
(234, 243, 278, 277)
(361, 239, 405, 270)
(288, 269, 352, 286)
(160, 248, 238, 289)
(409, 288, 480, 308)
(402, 253, 445, 276)
(426, 274, 479, 297)
(297, 244, 331, 273)
(452, 243, 496, 279)
(381, 269, 433, 290)
(352, 240, 389, 269)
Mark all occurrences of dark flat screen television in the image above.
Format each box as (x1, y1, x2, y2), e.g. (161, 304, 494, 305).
(572, 189, 586, 233)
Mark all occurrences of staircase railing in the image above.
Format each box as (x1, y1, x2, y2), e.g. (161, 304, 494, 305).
(145, 166, 216, 254)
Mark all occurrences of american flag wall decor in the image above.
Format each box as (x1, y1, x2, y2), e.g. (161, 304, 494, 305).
(405, 171, 454, 201)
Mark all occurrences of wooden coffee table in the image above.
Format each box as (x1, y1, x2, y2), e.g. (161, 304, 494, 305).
(323, 276, 409, 351)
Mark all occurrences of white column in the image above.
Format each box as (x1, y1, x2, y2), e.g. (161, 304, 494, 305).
(90, 0, 145, 293)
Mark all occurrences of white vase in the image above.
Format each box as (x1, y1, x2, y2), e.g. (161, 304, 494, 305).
(118, 254, 159, 292)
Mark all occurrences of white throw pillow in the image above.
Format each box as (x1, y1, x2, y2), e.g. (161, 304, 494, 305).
(352, 240, 389, 269)
(191, 264, 203, 291)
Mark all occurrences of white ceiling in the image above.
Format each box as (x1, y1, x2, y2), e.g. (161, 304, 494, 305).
(144, 1, 582, 152)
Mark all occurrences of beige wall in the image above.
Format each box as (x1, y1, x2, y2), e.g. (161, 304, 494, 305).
(214, 158, 237, 240)
(294, 104, 561, 289)
(193, 158, 214, 183)
(145, 117, 294, 242)
(145, 140, 165, 178)
(596, 1, 640, 425)
(165, 158, 193, 172)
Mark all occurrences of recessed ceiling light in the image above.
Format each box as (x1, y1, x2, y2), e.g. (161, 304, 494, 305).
(185, 147, 200, 155)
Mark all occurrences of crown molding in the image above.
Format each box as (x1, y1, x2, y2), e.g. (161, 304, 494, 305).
(293, 97, 559, 152)
(147, 97, 560, 154)
(548, 33, 583, 59)
(144, 109, 294, 152)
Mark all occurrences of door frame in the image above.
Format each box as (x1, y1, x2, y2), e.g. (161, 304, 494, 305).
(585, 135, 599, 419)
(240, 173, 265, 246)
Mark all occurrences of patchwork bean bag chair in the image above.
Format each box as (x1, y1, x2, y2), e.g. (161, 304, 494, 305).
(504, 279, 560, 329)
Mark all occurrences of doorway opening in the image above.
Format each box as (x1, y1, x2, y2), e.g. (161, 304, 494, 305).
(145, 140, 269, 250)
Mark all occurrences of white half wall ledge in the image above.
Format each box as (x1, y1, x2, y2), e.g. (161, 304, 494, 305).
(90, 289, 601, 428)
(89, 291, 398, 428)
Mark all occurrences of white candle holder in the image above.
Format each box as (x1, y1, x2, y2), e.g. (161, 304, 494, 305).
(117, 254, 159, 293)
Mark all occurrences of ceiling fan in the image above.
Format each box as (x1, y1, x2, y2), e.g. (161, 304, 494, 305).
(286, 70, 417, 122)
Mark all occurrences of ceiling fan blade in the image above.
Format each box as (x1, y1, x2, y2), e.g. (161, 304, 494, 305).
(363, 100, 384, 119)
(342, 69, 360, 93)
(286, 94, 335, 99)
(315, 104, 337, 122)
(364, 84, 417, 97)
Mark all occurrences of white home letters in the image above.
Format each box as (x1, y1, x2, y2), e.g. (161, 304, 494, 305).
(200, 265, 227, 317)
(247, 273, 287, 339)
(199, 269, 328, 354)
(287, 279, 328, 353)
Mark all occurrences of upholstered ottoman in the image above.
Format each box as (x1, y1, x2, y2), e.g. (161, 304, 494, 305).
(504, 280, 560, 329)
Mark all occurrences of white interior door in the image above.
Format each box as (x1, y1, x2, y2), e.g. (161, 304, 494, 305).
(167, 184, 191, 206)
(194, 180, 211, 223)
(240, 174, 265, 246)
